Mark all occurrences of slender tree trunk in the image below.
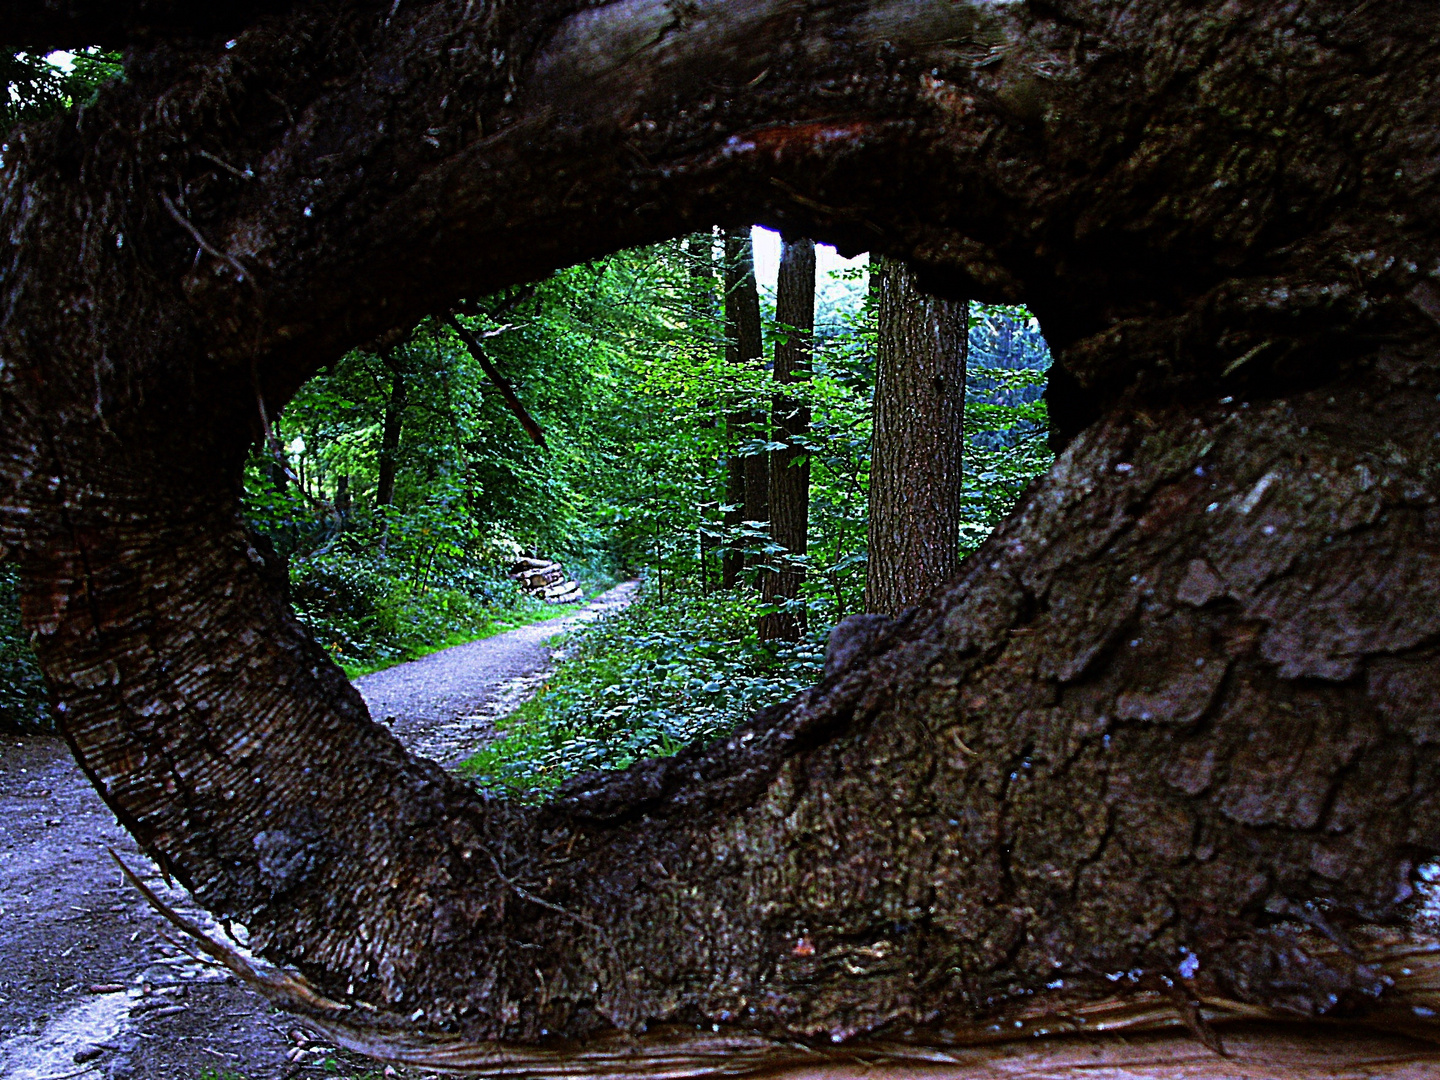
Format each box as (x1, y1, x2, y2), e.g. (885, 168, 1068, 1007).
(720, 455, 747, 590)
(759, 236, 815, 641)
(865, 258, 968, 615)
(6, 1, 1440, 1073)
(722, 228, 765, 588)
(375, 351, 406, 553)
(375, 352, 407, 512)
(684, 231, 717, 325)
(686, 231, 722, 593)
(333, 474, 351, 535)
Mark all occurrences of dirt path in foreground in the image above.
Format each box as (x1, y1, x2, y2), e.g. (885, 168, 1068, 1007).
(0, 583, 636, 1080)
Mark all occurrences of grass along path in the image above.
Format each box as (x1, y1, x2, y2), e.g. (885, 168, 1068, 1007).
(338, 598, 586, 681)
(353, 581, 638, 767)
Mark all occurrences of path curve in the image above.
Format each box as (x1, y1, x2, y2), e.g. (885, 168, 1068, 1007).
(355, 580, 637, 766)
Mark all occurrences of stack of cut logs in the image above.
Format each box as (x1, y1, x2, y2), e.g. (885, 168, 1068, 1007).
(510, 557, 584, 604)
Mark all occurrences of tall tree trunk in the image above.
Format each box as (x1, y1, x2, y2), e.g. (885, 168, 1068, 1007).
(684, 231, 717, 324)
(722, 228, 766, 589)
(5, 1, 1440, 1073)
(375, 351, 407, 554)
(375, 351, 407, 512)
(686, 231, 722, 592)
(334, 473, 351, 523)
(865, 257, 968, 615)
(720, 454, 747, 590)
(760, 236, 815, 640)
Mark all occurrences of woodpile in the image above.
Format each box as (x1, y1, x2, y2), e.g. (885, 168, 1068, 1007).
(509, 557, 583, 604)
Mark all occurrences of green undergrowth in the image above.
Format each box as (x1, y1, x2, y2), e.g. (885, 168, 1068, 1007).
(0, 564, 51, 734)
(339, 598, 586, 679)
(286, 549, 590, 676)
(458, 583, 827, 798)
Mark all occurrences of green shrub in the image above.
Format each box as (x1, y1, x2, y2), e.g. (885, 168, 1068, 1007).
(288, 550, 552, 674)
(0, 564, 52, 734)
(460, 583, 824, 796)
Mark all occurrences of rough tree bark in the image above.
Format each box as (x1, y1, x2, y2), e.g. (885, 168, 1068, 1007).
(866, 258, 968, 616)
(759, 235, 815, 641)
(722, 227, 767, 590)
(4, 0, 1440, 1074)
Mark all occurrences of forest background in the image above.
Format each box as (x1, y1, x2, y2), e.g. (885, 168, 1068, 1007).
(0, 50, 1052, 791)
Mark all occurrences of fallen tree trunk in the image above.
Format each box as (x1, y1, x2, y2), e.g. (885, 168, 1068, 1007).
(3, 0, 1440, 1073)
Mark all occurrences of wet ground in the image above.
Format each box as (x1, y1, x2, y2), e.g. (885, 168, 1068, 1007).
(0, 583, 636, 1080)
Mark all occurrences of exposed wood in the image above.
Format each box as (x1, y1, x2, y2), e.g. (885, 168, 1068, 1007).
(111, 866, 1440, 1078)
(510, 558, 583, 604)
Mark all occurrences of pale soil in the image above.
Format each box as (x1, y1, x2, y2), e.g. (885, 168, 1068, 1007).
(0, 583, 636, 1080)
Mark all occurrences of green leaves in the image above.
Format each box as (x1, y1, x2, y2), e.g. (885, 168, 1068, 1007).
(2, 49, 124, 139)
(0, 564, 50, 733)
(287, 549, 543, 673)
(458, 289, 1058, 798)
(460, 584, 827, 796)
(223, 236, 1057, 781)
(961, 304, 1054, 551)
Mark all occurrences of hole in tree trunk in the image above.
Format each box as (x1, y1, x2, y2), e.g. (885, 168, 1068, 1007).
(9, 2, 1440, 1062)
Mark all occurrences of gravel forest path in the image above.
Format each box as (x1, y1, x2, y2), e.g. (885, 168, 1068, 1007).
(0, 582, 637, 1080)
(354, 581, 637, 766)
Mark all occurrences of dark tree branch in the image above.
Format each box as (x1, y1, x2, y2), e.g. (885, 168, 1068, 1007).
(455, 282, 540, 324)
(442, 313, 548, 449)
